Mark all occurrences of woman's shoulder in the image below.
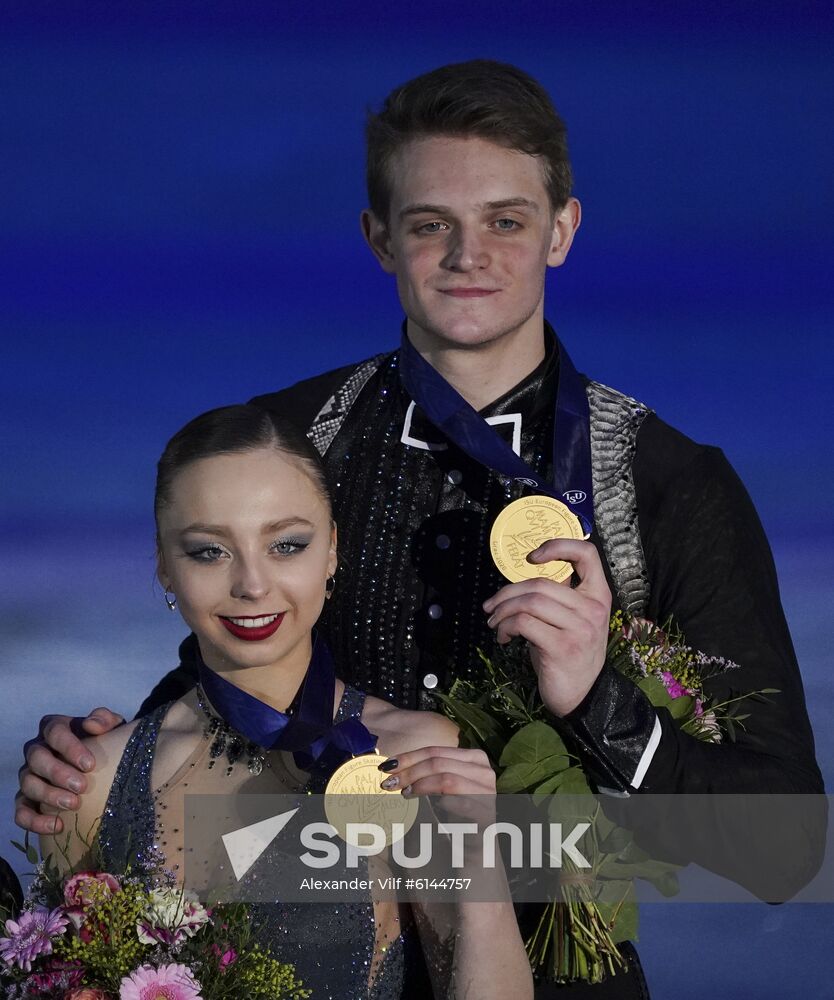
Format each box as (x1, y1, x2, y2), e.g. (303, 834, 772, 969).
(84, 695, 196, 768)
(39, 719, 141, 870)
(70, 716, 143, 810)
(40, 697, 198, 869)
(361, 693, 459, 758)
(84, 717, 140, 767)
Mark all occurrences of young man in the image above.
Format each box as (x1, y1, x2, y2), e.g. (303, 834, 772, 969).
(16, 61, 822, 997)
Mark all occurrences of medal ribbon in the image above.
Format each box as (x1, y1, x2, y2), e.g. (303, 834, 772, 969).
(398, 327, 594, 533)
(198, 633, 377, 774)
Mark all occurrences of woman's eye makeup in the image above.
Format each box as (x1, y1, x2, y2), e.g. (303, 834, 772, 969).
(181, 535, 312, 561)
(185, 543, 228, 562)
(271, 537, 310, 555)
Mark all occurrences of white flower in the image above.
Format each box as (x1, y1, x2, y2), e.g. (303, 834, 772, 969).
(136, 887, 210, 946)
(697, 710, 722, 743)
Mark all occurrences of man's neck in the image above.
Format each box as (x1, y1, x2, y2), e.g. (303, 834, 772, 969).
(406, 320, 547, 411)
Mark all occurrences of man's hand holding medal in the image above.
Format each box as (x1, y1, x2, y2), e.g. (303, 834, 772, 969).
(485, 498, 612, 718)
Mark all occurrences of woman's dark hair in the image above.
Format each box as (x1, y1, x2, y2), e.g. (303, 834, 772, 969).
(366, 59, 572, 223)
(154, 404, 331, 527)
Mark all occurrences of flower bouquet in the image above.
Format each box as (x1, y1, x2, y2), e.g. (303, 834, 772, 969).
(0, 839, 309, 999)
(436, 612, 776, 984)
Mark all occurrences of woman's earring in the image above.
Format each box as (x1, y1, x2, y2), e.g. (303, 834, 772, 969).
(164, 589, 178, 612)
(325, 575, 336, 599)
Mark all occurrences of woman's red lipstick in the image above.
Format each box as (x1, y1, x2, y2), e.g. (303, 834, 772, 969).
(219, 613, 284, 641)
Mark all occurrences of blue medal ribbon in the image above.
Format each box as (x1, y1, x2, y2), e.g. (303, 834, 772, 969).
(197, 633, 377, 775)
(398, 327, 594, 533)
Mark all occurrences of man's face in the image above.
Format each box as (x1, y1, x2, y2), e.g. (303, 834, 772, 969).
(363, 135, 579, 353)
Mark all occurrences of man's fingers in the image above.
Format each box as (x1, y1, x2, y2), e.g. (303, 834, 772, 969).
(483, 576, 610, 644)
(37, 717, 95, 772)
(485, 576, 581, 613)
(36, 713, 74, 741)
(23, 742, 89, 793)
(528, 538, 610, 599)
(14, 794, 63, 836)
(81, 708, 125, 735)
(493, 612, 554, 651)
(18, 770, 80, 812)
(486, 590, 583, 629)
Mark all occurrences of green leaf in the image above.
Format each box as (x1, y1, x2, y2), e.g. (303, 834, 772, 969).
(435, 694, 506, 758)
(597, 855, 681, 889)
(531, 770, 574, 802)
(616, 839, 652, 864)
(597, 825, 633, 854)
(643, 871, 680, 897)
(11, 839, 28, 856)
(436, 693, 501, 737)
(26, 843, 39, 865)
(546, 770, 596, 822)
(499, 721, 568, 767)
(590, 809, 618, 842)
(598, 890, 639, 943)
(636, 675, 671, 707)
(551, 767, 593, 796)
(497, 754, 571, 792)
(666, 694, 694, 721)
(500, 687, 528, 713)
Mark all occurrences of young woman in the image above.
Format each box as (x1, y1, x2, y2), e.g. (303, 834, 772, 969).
(41, 404, 532, 1000)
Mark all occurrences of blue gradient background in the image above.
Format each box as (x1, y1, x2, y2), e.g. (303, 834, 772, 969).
(2, 3, 833, 996)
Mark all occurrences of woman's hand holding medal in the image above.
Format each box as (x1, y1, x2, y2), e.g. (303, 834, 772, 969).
(379, 744, 495, 807)
(378, 745, 498, 863)
(483, 537, 612, 718)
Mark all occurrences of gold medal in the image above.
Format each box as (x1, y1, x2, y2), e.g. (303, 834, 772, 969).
(490, 495, 586, 583)
(325, 751, 418, 847)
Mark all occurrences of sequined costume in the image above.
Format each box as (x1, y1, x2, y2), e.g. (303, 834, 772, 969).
(99, 687, 429, 1000)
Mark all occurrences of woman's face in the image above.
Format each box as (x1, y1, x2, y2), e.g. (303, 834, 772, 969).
(156, 447, 336, 677)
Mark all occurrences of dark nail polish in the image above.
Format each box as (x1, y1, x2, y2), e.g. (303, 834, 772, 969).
(378, 758, 398, 772)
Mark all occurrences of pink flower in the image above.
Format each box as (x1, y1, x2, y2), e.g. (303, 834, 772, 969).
(0, 906, 69, 971)
(27, 957, 85, 991)
(210, 942, 238, 972)
(660, 670, 692, 700)
(621, 616, 664, 642)
(64, 872, 120, 909)
(119, 963, 202, 1000)
(65, 989, 112, 999)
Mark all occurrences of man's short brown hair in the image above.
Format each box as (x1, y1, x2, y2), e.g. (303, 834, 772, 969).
(366, 60, 573, 223)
